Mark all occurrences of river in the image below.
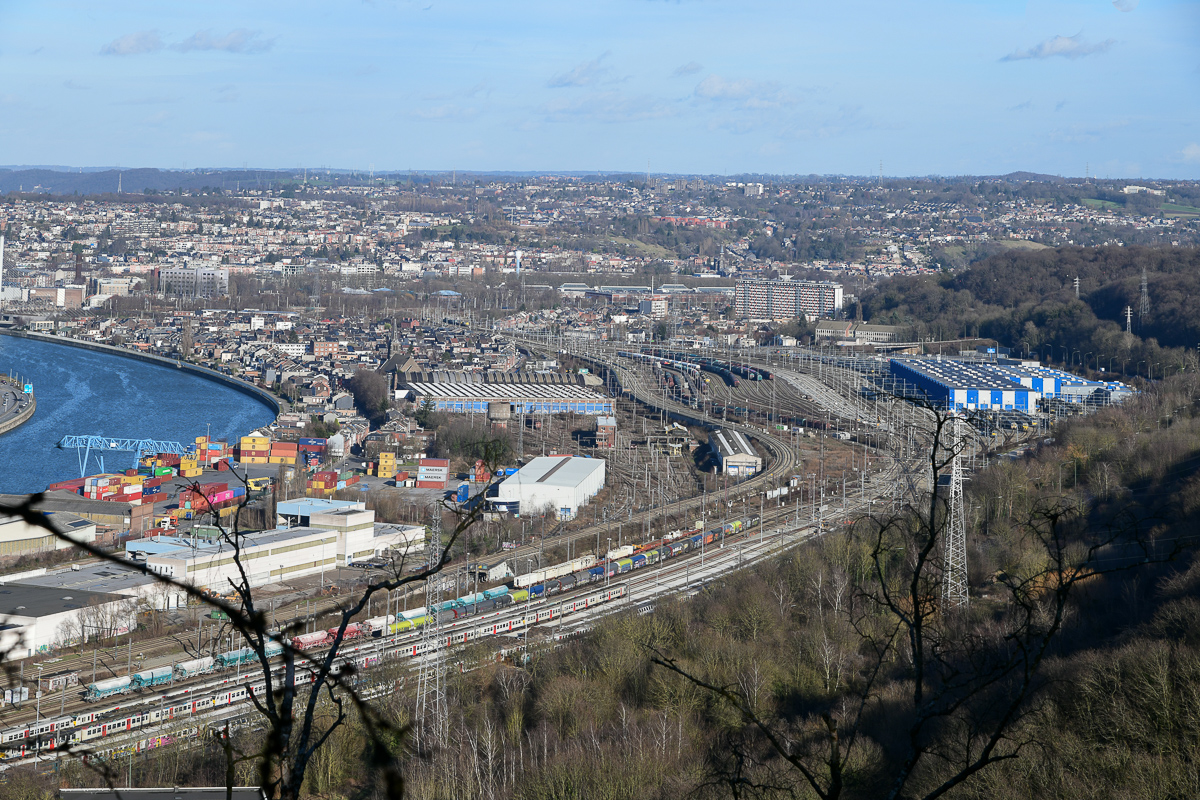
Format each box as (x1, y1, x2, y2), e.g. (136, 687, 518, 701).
(0, 335, 277, 494)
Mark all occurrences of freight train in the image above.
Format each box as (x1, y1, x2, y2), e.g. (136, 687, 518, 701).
(507, 520, 745, 596)
(0, 583, 628, 760)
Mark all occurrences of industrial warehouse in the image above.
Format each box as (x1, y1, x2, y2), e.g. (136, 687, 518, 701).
(491, 455, 606, 518)
(888, 358, 1135, 411)
(0, 583, 136, 660)
(0, 504, 425, 661)
(143, 509, 423, 590)
(397, 371, 614, 415)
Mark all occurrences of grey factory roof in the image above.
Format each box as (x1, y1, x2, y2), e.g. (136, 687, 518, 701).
(12, 560, 160, 595)
(405, 382, 609, 402)
(505, 456, 605, 489)
(0, 509, 93, 535)
(0, 490, 139, 516)
(0, 582, 128, 619)
(149, 526, 332, 561)
(711, 429, 758, 460)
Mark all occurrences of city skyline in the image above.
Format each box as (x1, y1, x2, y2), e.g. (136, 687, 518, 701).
(1, 0, 1197, 178)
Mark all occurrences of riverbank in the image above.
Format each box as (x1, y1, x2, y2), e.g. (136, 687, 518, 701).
(0, 329, 284, 419)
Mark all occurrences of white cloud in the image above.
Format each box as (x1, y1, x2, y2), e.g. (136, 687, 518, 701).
(672, 61, 702, 77)
(1113, 0, 1139, 11)
(173, 29, 274, 54)
(547, 53, 610, 88)
(1183, 143, 1200, 163)
(694, 75, 794, 110)
(1002, 33, 1115, 61)
(100, 30, 163, 56)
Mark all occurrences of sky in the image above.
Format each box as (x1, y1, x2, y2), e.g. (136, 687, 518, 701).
(1, 0, 1198, 177)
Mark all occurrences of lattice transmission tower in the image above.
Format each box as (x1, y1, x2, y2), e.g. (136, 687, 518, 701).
(942, 420, 969, 610)
(414, 512, 447, 750)
(1139, 267, 1150, 326)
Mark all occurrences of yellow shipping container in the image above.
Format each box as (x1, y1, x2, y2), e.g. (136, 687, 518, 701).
(268, 456, 296, 464)
(180, 468, 203, 478)
(196, 436, 208, 444)
(242, 457, 269, 464)
(240, 436, 270, 448)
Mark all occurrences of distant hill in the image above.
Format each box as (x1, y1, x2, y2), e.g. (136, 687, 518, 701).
(995, 170, 1070, 183)
(0, 168, 299, 195)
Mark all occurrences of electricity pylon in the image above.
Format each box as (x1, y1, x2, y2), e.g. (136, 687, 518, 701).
(942, 420, 969, 610)
(414, 512, 447, 750)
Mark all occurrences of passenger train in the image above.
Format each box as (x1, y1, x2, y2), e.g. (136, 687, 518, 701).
(0, 583, 628, 760)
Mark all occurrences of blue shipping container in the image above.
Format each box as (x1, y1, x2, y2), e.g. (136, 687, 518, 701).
(456, 483, 470, 503)
(504, 468, 518, 476)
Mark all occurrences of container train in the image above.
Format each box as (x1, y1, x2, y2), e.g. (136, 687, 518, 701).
(1, 583, 628, 760)
(507, 520, 745, 598)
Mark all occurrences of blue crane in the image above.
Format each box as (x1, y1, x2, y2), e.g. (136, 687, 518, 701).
(56, 436, 188, 478)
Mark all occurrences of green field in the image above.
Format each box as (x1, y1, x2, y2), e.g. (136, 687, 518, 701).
(607, 236, 678, 259)
(1082, 198, 1122, 210)
(1162, 203, 1200, 216)
(995, 239, 1051, 250)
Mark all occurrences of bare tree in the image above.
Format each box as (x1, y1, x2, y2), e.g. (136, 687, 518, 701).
(653, 403, 1190, 800)
(0, 436, 509, 798)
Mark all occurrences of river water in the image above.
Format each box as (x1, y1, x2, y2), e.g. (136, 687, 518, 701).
(0, 335, 277, 494)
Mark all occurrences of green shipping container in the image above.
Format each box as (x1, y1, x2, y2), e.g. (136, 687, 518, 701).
(154, 467, 174, 477)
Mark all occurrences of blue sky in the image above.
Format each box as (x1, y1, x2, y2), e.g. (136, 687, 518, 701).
(1, 0, 1197, 177)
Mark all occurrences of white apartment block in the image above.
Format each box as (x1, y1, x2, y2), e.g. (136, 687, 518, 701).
(159, 265, 230, 298)
(734, 277, 843, 320)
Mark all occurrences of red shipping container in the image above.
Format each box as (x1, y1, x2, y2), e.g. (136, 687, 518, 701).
(415, 479, 447, 490)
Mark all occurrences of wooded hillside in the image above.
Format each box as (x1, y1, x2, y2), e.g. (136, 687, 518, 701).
(856, 246, 1200, 377)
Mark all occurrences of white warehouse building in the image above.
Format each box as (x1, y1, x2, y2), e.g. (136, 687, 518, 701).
(493, 456, 606, 519)
(144, 509, 424, 590)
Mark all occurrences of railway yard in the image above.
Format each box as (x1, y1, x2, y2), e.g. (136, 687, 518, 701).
(0, 338, 1023, 777)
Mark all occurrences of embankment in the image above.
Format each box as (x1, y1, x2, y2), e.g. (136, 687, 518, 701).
(0, 329, 283, 417)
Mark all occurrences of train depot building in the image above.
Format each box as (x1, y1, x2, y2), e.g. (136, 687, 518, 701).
(888, 358, 1134, 412)
(709, 429, 763, 477)
(397, 371, 614, 416)
(492, 455, 606, 519)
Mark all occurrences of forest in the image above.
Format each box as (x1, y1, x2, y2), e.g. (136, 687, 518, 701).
(854, 246, 1200, 377)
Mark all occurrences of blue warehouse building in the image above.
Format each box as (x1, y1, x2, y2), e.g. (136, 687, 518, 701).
(889, 359, 1134, 411)
(890, 359, 1038, 411)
